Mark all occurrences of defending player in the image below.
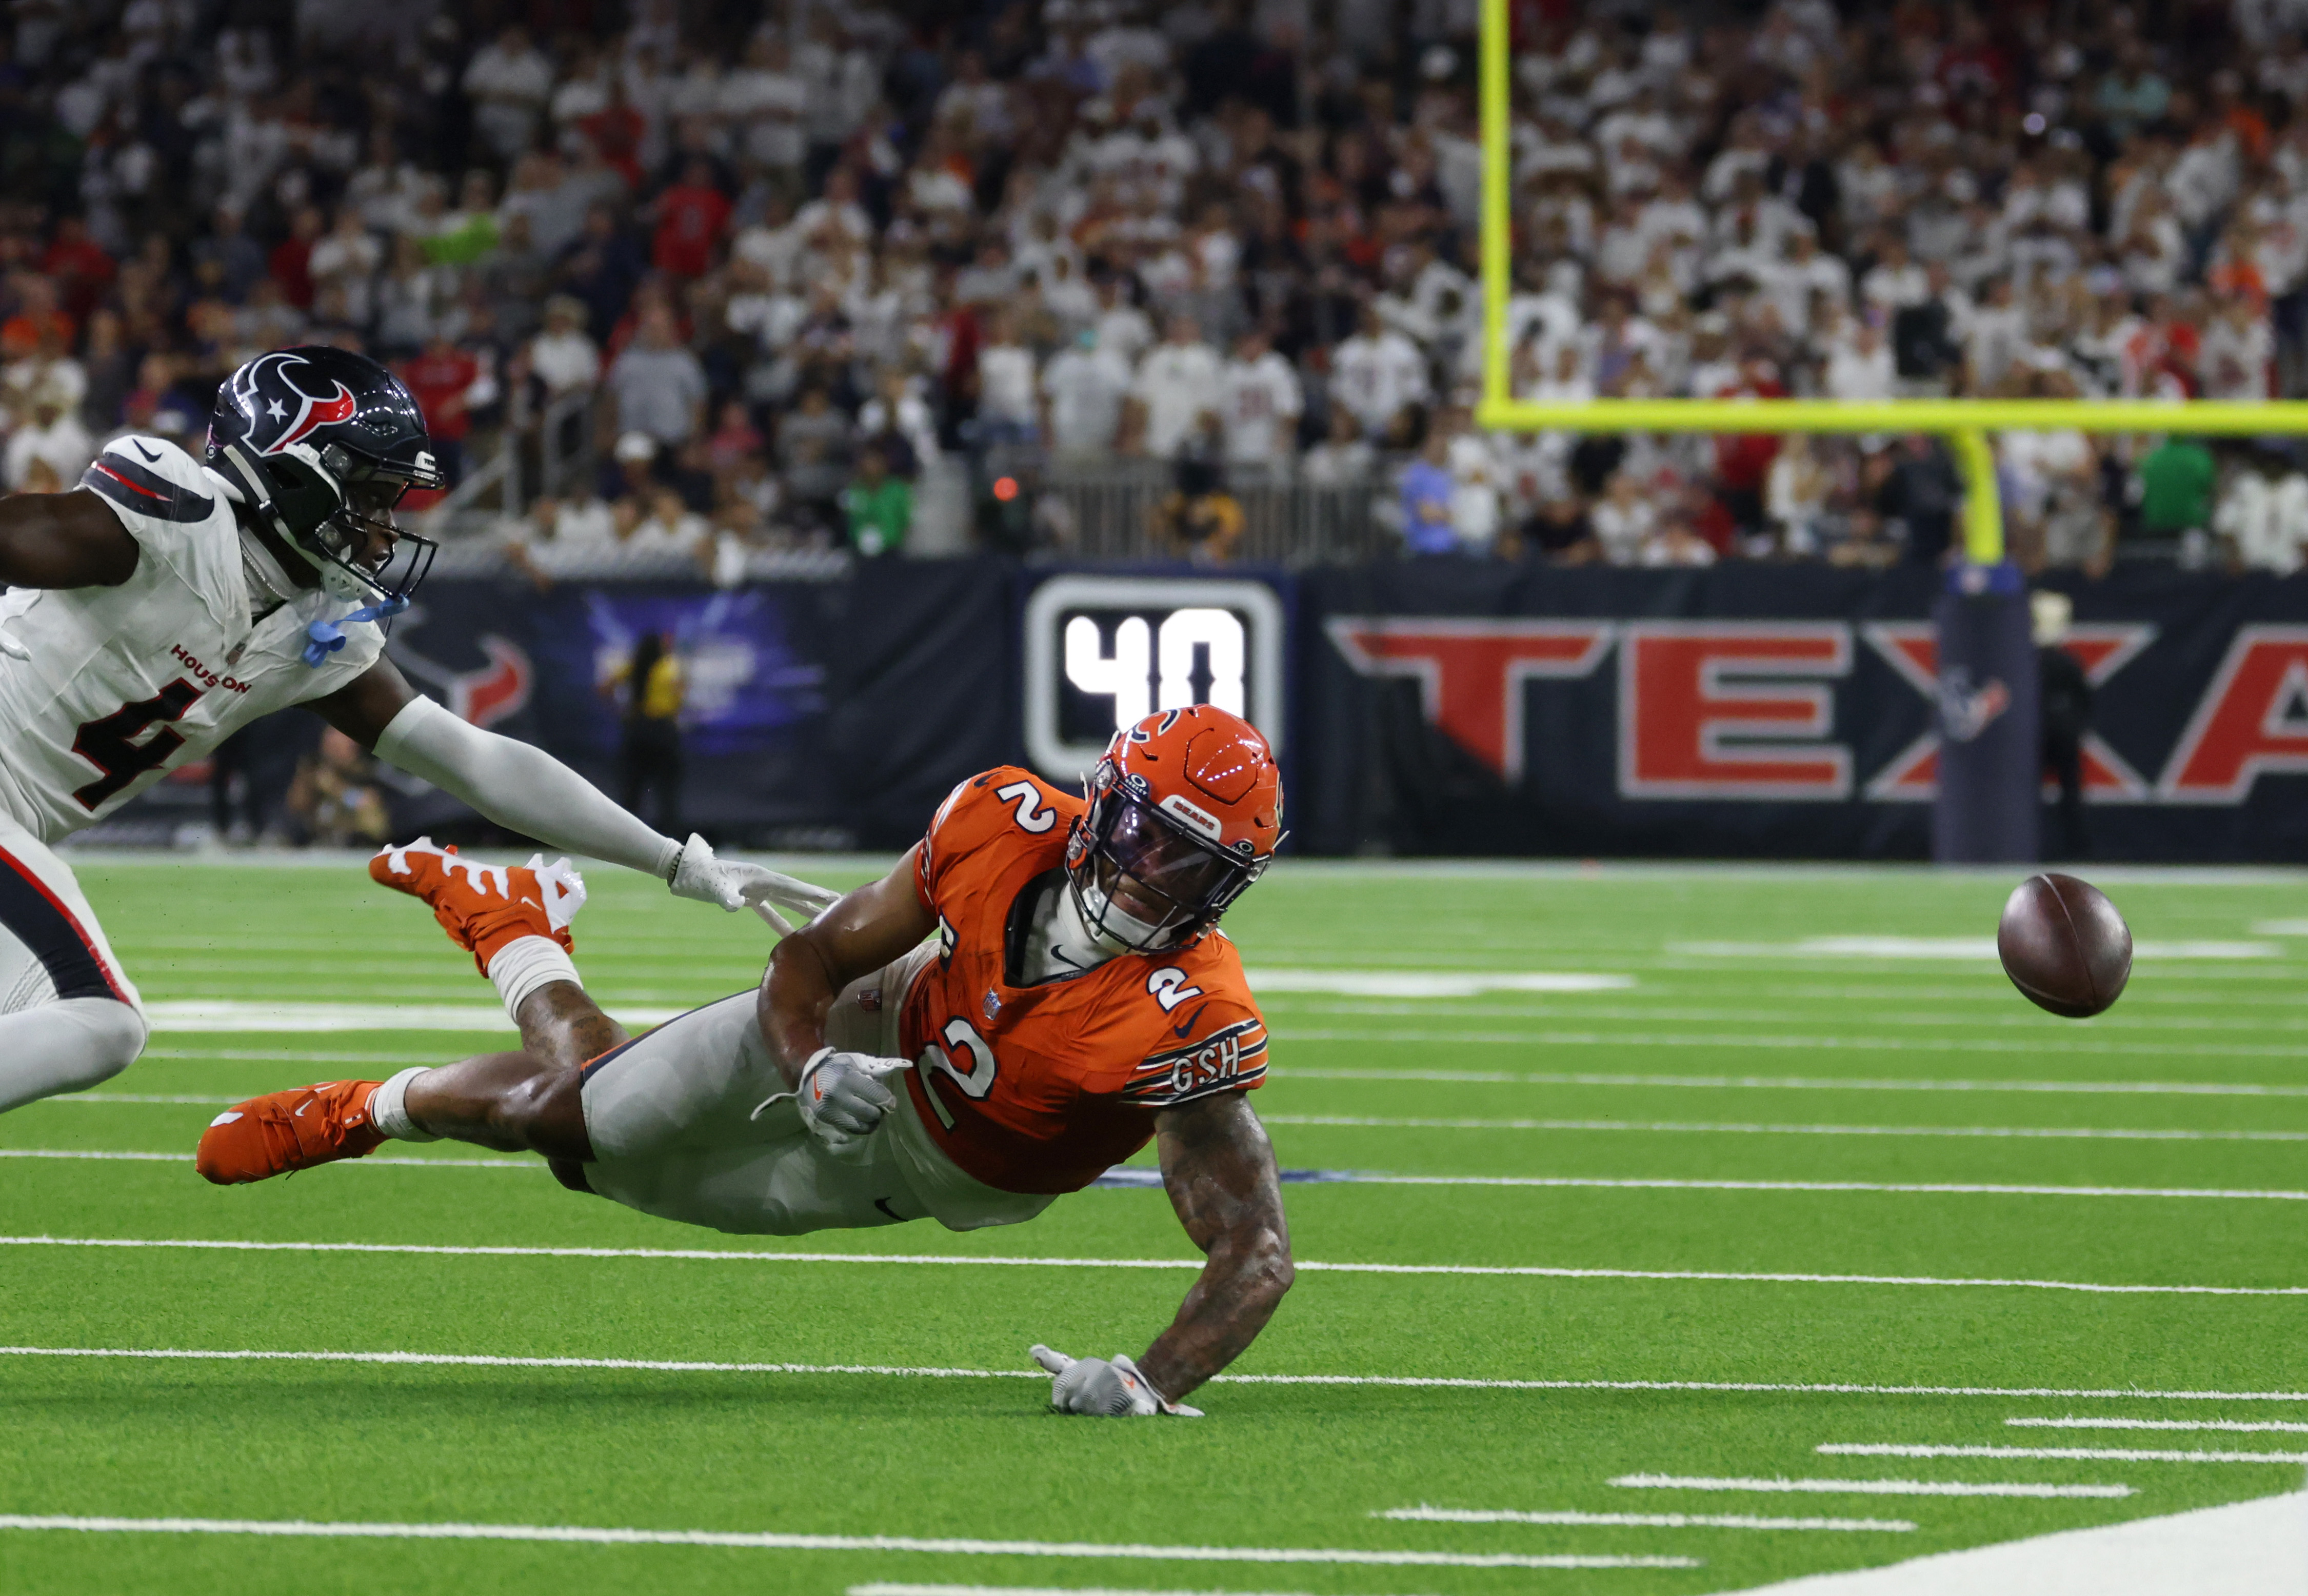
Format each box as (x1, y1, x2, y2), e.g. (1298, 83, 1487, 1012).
(0, 345, 834, 1115)
(198, 707, 1296, 1418)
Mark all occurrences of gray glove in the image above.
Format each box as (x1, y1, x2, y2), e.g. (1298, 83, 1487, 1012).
(1031, 1344, 1202, 1417)
(668, 833, 842, 930)
(793, 1047, 908, 1158)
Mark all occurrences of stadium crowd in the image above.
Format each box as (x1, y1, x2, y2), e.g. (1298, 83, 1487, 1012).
(2, 0, 2308, 575)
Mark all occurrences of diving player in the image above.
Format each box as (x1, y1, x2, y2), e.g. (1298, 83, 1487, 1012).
(198, 707, 1295, 1418)
(0, 345, 835, 1115)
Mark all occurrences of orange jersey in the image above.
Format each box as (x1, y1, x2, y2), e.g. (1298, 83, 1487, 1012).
(898, 766, 1269, 1195)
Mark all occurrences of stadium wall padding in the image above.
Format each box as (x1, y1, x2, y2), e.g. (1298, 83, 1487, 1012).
(364, 560, 2308, 863)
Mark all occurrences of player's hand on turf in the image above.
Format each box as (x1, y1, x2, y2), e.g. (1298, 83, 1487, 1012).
(795, 1047, 909, 1157)
(668, 833, 842, 929)
(1030, 1344, 1202, 1417)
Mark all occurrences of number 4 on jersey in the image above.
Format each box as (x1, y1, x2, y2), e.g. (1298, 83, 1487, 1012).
(71, 679, 204, 810)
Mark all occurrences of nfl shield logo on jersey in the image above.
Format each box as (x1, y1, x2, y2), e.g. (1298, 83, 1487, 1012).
(983, 988, 1002, 1022)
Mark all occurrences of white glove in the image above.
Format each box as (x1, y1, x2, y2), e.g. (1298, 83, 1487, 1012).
(1030, 1344, 1202, 1417)
(667, 833, 843, 931)
(792, 1046, 909, 1158)
(0, 627, 26, 661)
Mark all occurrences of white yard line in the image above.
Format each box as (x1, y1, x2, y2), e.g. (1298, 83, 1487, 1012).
(0, 1150, 535, 1170)
(0, 1516, 1692, 1569)
(1818, 1444, 2308, 1465)
(2, 1235, 2299, 1295)
(2005, 1417, 2308, 1433)
(1272, 1029, 2308, 1060)
(1611, 1475, 2133, 1499)
(1244, 970, 1635, 996)
(1671, 938, 2277, 960)
(1378, 1507, 1912, 1532)
(4, 1347, 2304, 1403)
(38, 1094, 239, 1106)
(1344, 1175, 2308, 1202)
(1262, 1114, 2308, 1143)
(850, 1587, 1403, 1596)
(1277, 1068, 2308, 1099)
(145, 1049, 462, 1065)
(16, 1149, 2299, 1203)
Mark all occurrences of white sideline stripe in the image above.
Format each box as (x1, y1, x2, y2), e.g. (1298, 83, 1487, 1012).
(1263, 1114, 2308, 1143)
(1611, 1476, 2133, 1500)
(1279, 1068, 2308, 1099)
(4, 1235, 2299, 1295)
(1346, 1174, 2308, 1202)
(1378, 1507, 1912, 1532)
(0, 1149, 535, 1171)
(17, 1149, 2298, 1203)
(147, 1050, 453, 1065)
(2005, 1417, 2308, 1433)
(1245, 969, 1635, 996)
(1818, 1444, 2308, 1465)
(1272, 1029, 2308, 1061)
(1672, 937, 2278, 960)
(47, 1094, 238, 1106)
(5, 1348, 2305, 1404)
(0, 1517, 1694, 1569)
(851, 1587, 1392, 1596)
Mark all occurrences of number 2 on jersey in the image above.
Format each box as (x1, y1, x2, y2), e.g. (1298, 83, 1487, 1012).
(70, 679, 204, 810)
(994, 780, 1057, 833)
(917, 1016, 999, 1129)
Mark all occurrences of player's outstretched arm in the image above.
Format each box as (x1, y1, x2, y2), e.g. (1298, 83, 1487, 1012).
(759, 848, 936, 1089)
(314, 660, 840, 921)
(0, 487, 138, 589)
(1137, 1090, 1295, 1401)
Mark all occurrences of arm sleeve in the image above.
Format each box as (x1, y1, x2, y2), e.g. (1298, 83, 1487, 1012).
(373, 693, 684, 881)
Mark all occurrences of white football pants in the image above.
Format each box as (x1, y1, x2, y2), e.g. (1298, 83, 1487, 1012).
(0, 807, 146, 1113)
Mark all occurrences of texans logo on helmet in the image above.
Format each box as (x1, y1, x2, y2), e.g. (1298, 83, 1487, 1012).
(232, 352, 358, 456)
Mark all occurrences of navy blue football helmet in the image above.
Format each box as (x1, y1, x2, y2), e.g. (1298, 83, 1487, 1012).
(207, 346, 447, 605)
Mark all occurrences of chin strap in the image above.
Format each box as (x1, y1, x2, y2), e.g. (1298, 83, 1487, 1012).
(302, 594, 409, 666)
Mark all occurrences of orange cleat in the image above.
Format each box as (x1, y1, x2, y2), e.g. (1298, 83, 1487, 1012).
(369, 837, 586, 974)
(196, 1080, 388, 1185)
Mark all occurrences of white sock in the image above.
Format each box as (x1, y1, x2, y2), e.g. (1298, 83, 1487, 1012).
(368, 1066, 439, 1143)
(487, 935, 582, 1021)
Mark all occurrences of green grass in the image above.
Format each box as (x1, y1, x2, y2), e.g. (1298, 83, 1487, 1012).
(1, 856, 2304, 1595)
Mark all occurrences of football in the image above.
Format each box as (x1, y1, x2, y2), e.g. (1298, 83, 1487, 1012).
(1997, 873, 2134, 1018)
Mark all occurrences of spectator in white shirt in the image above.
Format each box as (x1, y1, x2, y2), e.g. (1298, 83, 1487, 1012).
(1092, 274, 1156, 368)
(1824, 318, 1896, 401)
(722, 33, 807, 176)
(1860, 234, 1932, 316)
(528, 296, 601, 401)
(1330, 303, 1431, 442)
(2215, 455, 2308, 572)
(1301, 407, 1376, 488)
(4, 386, 92, 490)
(971, 308, 1041, 446)
(1590, 468, 1658, 565)
(1220, 329, 1303, 482)
(1041, 328, 1133, 458)
(462, 25, 554, 163)
(1129, 312, 1222, 461)
(307, 204, 381, 329)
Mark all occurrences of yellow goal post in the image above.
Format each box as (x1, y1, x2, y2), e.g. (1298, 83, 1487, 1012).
(1473, 0, 2308, 561)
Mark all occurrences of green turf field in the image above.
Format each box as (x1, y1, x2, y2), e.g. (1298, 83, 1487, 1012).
(1, 855, 2303, 1595)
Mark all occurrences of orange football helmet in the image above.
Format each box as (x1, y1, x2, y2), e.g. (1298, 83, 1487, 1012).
(1065, 705, 1285, 950)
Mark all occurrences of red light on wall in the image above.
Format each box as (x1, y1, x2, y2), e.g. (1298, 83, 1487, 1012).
(992, 475, 1020, 502)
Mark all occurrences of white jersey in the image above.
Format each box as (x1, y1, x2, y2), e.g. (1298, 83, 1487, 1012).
(0, 434, 387, 846)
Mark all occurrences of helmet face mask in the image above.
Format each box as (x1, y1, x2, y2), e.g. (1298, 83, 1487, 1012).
(1063, 706, 1284, 954)
(1069, 778, 1263, 952)
(207, 347, 446, 608)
